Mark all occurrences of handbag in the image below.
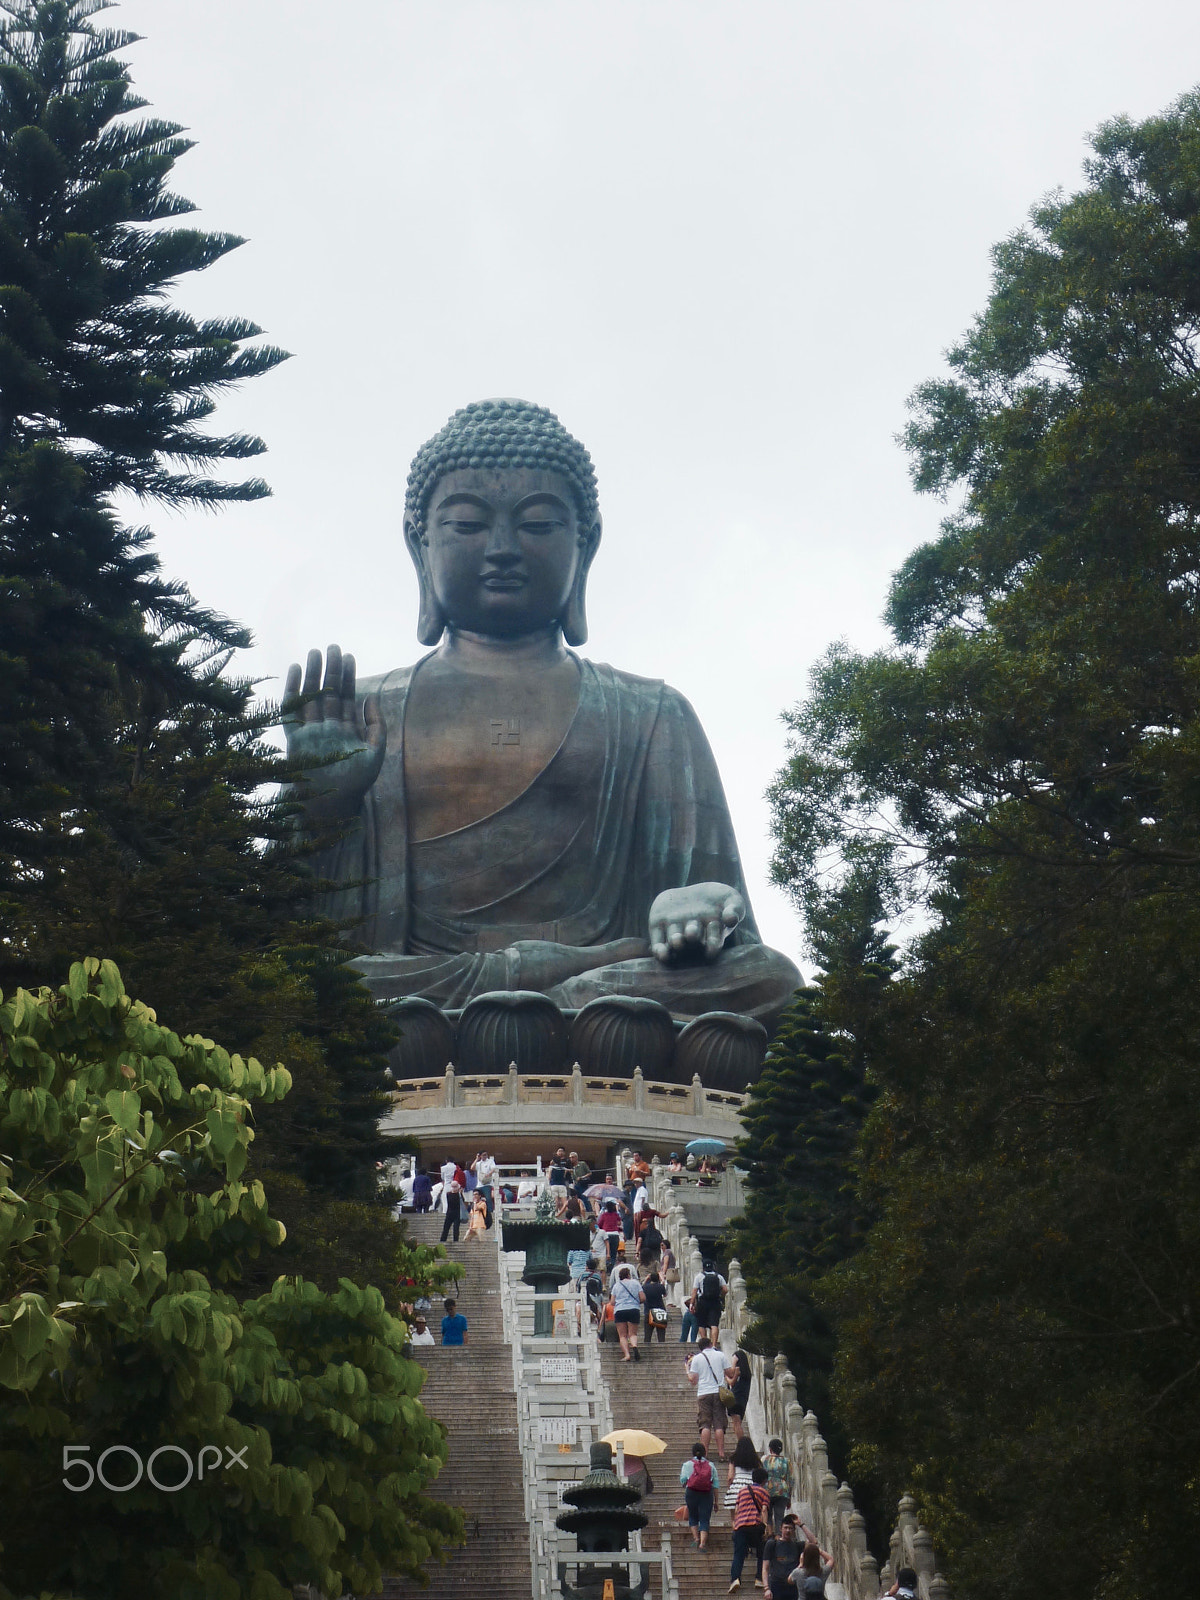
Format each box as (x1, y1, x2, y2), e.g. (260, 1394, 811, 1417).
(718, 1384, 737, 1407)
(649, 1307, 668, 1326)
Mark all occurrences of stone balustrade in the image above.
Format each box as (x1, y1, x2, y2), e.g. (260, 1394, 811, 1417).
(879, 1498, 951, 1600)
(391, 1061, 746, 1119)
(649, 1166, 951, 1600)
(382, 1063, 747, 1155)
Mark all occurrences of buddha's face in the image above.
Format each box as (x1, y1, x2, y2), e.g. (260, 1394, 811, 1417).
(413, 467, 592, 640)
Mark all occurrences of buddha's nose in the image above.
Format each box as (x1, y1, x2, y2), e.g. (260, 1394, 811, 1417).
(484, 515, 522, 564)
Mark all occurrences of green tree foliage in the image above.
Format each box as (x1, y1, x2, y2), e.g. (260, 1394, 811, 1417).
(0, 0, 415, 1295)
(725, 872, 891, 1467)
(0, 0, 286, 902)
(0, 960, 461, 1600)
(769, 93, 1200, 1599)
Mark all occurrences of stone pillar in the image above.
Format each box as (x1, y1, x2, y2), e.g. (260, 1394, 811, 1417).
(444, 1063, 456, 1109)
(571, 1062, 584, 1106)
(913, 1527, 936, 1579)
(634, 1066, 645, 1110)
(691, 1073, 705, 1115)
(507, 1063, 519, 1104)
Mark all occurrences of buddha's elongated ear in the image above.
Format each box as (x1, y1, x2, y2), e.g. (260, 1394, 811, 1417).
(404, 516, 447, 646)
(563, 517, 602, 647)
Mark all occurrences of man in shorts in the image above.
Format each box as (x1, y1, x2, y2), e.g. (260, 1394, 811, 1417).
(687, 1336, 729, 1460)
(693, 1261, 728, 1342)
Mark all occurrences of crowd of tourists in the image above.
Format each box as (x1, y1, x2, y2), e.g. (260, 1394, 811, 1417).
(397, 1147, 920, 1596)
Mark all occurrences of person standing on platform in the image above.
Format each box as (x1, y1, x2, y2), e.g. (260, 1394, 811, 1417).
(471, 1150, 497, 1221)
(440, 1179, 464, 1243)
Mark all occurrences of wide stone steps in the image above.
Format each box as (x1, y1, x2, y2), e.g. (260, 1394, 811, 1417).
(383, 1213, 531, 1600)
(600, 1336, 747, 1600)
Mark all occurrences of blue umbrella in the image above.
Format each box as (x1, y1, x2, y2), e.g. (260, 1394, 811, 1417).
(685, 1138, 728, 1157)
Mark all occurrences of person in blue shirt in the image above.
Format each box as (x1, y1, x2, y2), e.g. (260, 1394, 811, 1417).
(441, 1297, 469, 1345)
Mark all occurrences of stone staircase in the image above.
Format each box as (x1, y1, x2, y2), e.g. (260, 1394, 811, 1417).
(383, 1212, 531, 1600)
(599, 1332, 741, 1600)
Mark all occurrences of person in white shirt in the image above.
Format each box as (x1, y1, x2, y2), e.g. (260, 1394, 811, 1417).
(687, 1336, 729, 1460)
(392, 1172, 416, 1219)
(409, 1315, 435, 1347)
(439, 1158, 457, 1211)
(472, 1151, 497, 1220)
(632, 1182, 648, 1216)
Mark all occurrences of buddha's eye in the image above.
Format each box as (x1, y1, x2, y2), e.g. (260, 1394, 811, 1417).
(519, 519, 560, 537)
(446, 518, 487, 536)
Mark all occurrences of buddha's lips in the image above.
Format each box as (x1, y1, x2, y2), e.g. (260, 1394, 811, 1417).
(481, 575, 526, 590)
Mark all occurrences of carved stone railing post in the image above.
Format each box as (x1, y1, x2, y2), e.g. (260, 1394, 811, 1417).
(633, 1066, 645, 1110)
(506, 1063, 519, 1104)
(691, 1072, 705, 1115)
(726, 1259, 749, 1342)
(444, 1062, 456, 1108)
(571, 1062, 583, 1105)
(913, 1527, 936, 1582)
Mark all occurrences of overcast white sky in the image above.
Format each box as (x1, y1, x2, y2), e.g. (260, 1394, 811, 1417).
(110, 0, 1200, 974)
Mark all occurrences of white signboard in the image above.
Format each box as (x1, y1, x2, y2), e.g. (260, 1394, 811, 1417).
(540, 1357, 579, 1384)
(537, 1417, 578, 1445)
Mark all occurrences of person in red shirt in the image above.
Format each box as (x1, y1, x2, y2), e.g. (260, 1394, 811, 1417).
(597, 1198, 624, 1269)
(728, 1466, 771, 1591)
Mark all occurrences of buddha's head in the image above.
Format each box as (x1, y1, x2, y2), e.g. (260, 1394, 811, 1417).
(403, 399, 602, 646)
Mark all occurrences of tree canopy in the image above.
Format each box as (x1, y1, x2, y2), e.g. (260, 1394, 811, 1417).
(0, 0, 414, 1299)
(0, 960, 461, 1600)
(768, 92, 1200, 1600)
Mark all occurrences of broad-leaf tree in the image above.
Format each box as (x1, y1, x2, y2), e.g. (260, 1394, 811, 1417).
(770, 92, 1200, 1599)
(0, 960, 462, 1600)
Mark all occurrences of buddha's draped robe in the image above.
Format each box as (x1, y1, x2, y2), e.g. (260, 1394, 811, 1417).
(311, 655, 800, 1023)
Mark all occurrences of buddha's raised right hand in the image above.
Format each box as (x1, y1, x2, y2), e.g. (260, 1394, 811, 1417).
(282, 645, 386, 821)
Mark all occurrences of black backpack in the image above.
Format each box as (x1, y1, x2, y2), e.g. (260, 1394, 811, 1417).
(800, 1577, 825, 1598)
(701, 1270, 721, 1301)
(641, 1223, 663, 1250)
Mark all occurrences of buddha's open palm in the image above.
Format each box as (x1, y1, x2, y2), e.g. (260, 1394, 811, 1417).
(648, 883, 745, 963)
(282, 645, 385, 821)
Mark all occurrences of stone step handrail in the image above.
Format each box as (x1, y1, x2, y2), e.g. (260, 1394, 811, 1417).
(391, 1061, 746, 1122)
(494, 1217, 677, 1600)
(648, 1163, 950, 1600)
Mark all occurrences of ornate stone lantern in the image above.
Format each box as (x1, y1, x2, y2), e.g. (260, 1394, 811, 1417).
(556, 1441, 649, 1600)
(501, 1191, 591, 1335)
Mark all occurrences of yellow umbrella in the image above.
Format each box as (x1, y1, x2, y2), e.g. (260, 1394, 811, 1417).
(601, 1428, 667, 1458)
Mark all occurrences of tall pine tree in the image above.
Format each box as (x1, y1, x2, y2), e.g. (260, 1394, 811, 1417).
(0, 0, 414, 1295)
(726, 869, 893, 1476)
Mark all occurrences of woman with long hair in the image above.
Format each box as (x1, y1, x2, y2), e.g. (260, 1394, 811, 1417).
(724, 1349, 753, 1440)
(794, 1534, 834, 1596)
(724, 1432, 762, 1510)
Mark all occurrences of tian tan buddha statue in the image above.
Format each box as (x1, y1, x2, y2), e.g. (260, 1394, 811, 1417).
(284, 399, 800, 1047)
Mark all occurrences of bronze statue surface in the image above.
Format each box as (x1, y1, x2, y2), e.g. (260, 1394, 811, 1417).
(284, 400, 799, 1029)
